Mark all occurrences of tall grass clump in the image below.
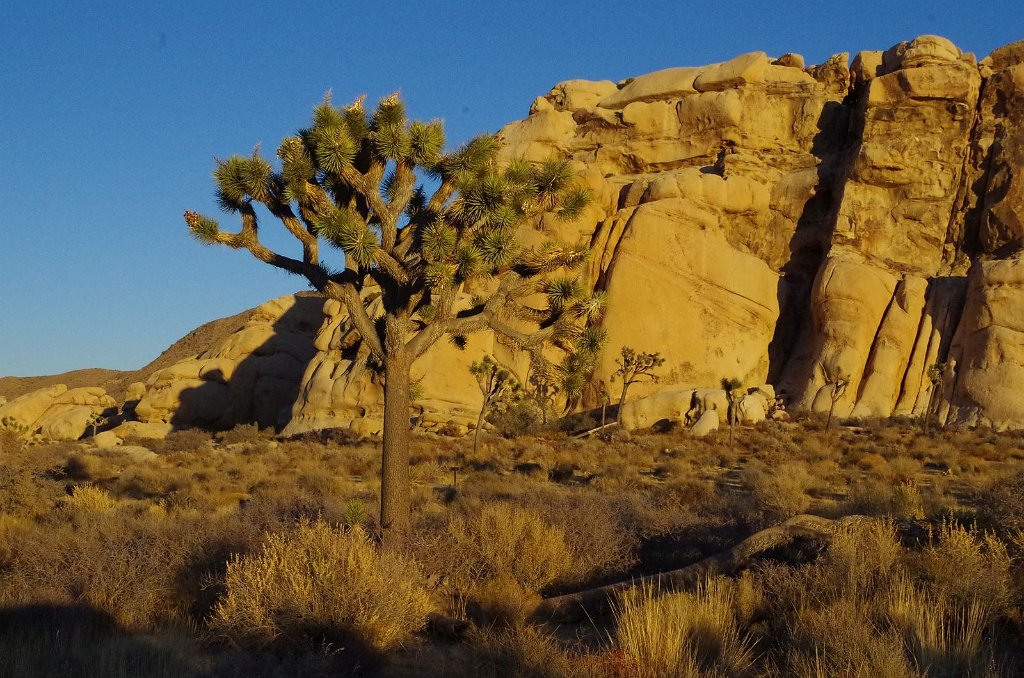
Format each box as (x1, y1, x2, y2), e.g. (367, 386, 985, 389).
(209, 519, 433, 654)
(613, 577, 756, 678)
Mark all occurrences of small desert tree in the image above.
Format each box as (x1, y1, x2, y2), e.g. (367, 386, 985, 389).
(469, 355, 518, 456)
(611, 347, 665, 426)
(823, 368, 850, 430)
(185, 93, 599, 546)
(924, 361, 948, 434)
(721, 377, 743, 449)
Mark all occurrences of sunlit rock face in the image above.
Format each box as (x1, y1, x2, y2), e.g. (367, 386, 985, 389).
(497, 35, 1024, 430)
(133, 36, 1024, 432)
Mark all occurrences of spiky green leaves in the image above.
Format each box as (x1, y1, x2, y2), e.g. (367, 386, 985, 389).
(438, 135, 500, 180)
(213, 151, 279, 210)
(475, 227, 518, 267)
(317, 207, 378, 267)
(277, 136, 315, 201)
(408, 120, 445, 166)
(543, 276, 582, 313)
(519, 241, 591, 275)
(184, 210, 221, 245)
(420, 219, 457, 262)
(556, 185, 592, 221)
(311, 123, 357, 174)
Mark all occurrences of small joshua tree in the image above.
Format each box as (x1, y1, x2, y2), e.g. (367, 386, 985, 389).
(924, 361, 948, 435)
(611, 347, 665, 426)
(721, 377, 743, 449)
(470, 355, 518, 456)
(86, 412, 107, 439)
(823, 367, 850, 430)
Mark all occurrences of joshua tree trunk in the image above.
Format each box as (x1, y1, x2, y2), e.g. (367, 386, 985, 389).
(473, 396, 488, 457)
(616, 383, 630, 426)
(923, 386, 937, 435)
(380, 323, 411, 550)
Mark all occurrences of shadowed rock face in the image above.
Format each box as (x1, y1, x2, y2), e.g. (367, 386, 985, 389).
(72, 35, 1023, 434)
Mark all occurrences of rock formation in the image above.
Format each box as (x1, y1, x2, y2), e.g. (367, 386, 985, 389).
(0, 384, 116, 441)
(493, 35, 1024, 431)
(57, 35, 1022, 434)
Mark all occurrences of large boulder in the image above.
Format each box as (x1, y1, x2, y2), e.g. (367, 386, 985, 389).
(135, 294, 322, 430)
(618, 389, 695, 431)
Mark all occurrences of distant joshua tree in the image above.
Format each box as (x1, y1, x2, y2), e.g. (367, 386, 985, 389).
(469, 355, 518, 456)
(924, 361, 948, 435)
(611, 347, 665, 426)
(721, 377, 743, 449)
(823, 367, 850, 430)
(185, 93, 601, 547)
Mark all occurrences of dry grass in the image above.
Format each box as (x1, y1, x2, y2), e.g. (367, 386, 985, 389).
(0, 416, 1023, 675)
(613, 577, 756, 678)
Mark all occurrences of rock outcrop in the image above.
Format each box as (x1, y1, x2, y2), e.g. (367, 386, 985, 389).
(493, 35, 1024, 430)
(113, 35, 1024, 434)
(134, 295, 323, 430)
(0, 384, 116, 440)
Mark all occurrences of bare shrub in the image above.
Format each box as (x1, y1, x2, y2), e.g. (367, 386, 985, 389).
(209, 520, 432, 653)
(743, 462, 812, 521)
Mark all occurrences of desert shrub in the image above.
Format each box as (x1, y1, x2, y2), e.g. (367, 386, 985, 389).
(885, 576, 991, 677)
(820, 519, 902, 598)
(847, 479, 925, 519)
(916, 521, 1012, 617)
(0, 509, 216, 629)
(490, 400, 546, 438)
(209, 520, 432, 654)
(63, 453, 106, 481)
(0, 427, 25, 454)
(152, 429, 211, 453)
(447, 503, 575, 593)
(976, 470, 1024, 537)
(0, 606, 207, 678)
(60, 485, 119, 513)
(881, 455, 921, 484)
(217, 423, 270, 446)
(743, 462, 812, 522)
(784, 596, 917, 678)
(415, 627, 598, 678)
(437, 503, 577, 626)
(613, 578, 756, 678)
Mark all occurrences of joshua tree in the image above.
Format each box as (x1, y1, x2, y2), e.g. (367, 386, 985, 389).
(86, 412, 107, 439)
(924, 361, 948, 435)
(611, 347, 665, 425)
(469, 355, 518, 456)
(185, 93, 600, 547)
(721, 377, 743, 449)
(823, 368, 850, 430)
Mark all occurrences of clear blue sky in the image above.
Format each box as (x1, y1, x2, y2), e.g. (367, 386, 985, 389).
(1, 0, 1019, 377)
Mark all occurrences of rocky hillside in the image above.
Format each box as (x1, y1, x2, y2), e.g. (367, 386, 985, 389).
(5, 35, 1023, 440)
